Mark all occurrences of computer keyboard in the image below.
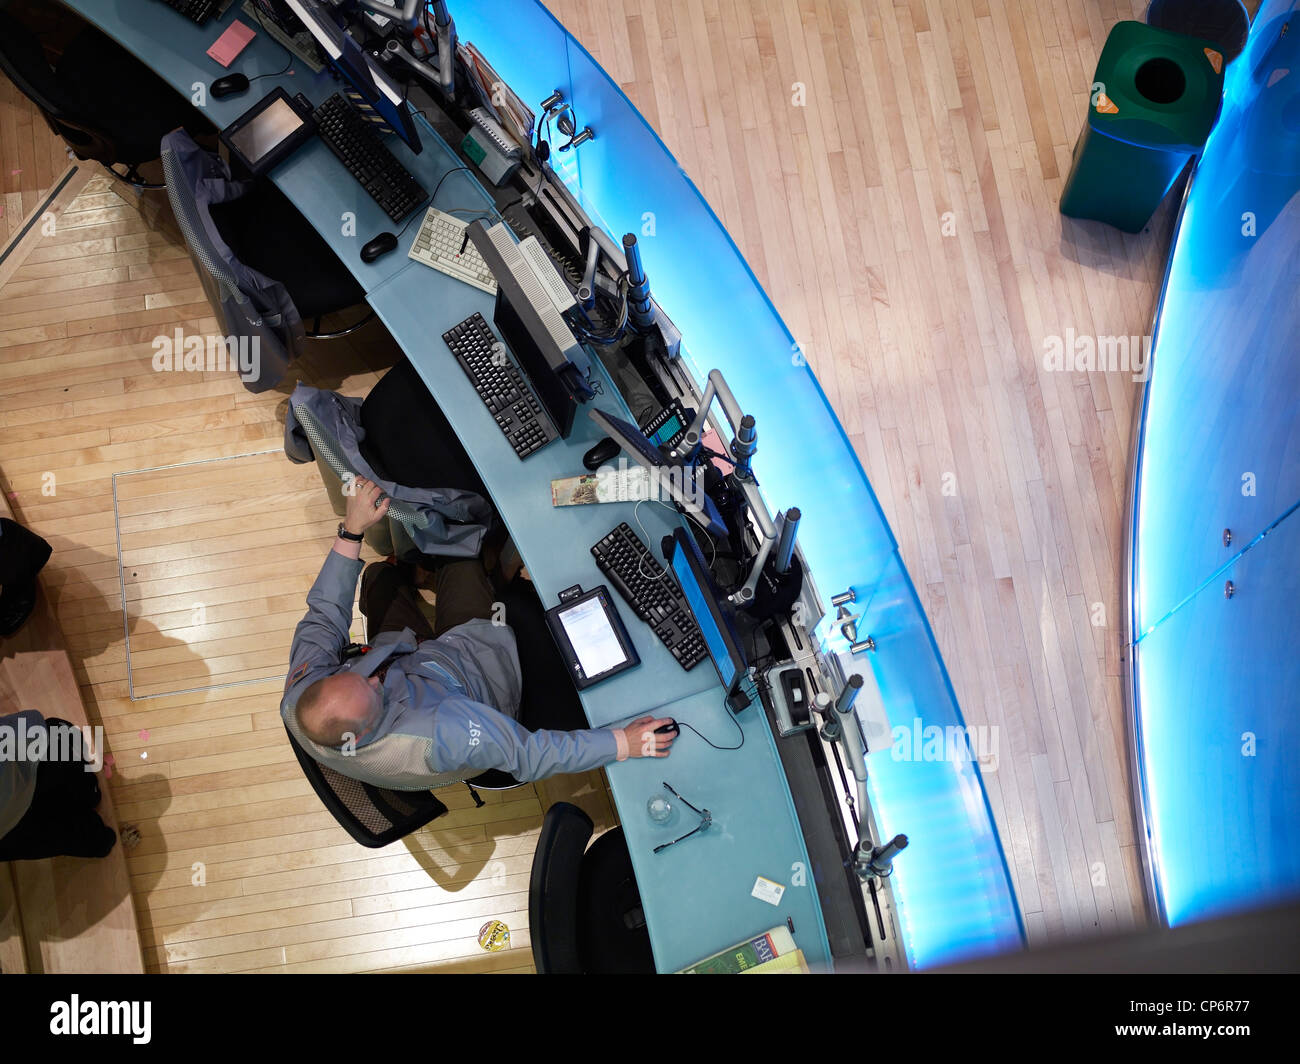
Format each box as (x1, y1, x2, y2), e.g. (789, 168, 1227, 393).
(407, 207, 498, 295)
(313, 93, 427, 223)
(159, 0, 228, 25)
(591, 522, 707, 671)
(442, 312, 558, 459)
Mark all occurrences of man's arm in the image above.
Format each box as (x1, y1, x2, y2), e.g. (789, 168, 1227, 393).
(284, 478, 390, 695)
(429, 698, 675, 782)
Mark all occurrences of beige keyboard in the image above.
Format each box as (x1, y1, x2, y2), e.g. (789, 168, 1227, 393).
(406, 206, 498, 295)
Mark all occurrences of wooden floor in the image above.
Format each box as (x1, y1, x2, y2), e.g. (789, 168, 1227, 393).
(2, 0, 1242, 965)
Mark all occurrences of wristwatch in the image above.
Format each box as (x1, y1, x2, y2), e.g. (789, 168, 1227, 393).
(336, 523, 365, 543)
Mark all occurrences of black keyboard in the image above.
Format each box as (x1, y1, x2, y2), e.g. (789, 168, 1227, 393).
(313, 93, 427, 223)
(442, 313, 558, 459)
(159, 0, 223, 25)
(592, 523, 707, 671)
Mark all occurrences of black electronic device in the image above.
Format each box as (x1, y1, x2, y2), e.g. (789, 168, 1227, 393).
(284, 0, 423, 152)
(219, 87, 317, 177)
(312, 92, 427, 221)
(582, 436, 621, 471)
(158, 0, 227, 25)
(588, 408, 728, 538)
(442, 312, 558, 458)
(780, 668, 811, 726)
(642, 399, 692, 454)
(655, 720, 680, 737)
(591, 522, 707, 672)
(664, 526, 750, 711)
(544, 585, 640, 690)
(211, 73, 251, 99)
(360, 231, 399, 263)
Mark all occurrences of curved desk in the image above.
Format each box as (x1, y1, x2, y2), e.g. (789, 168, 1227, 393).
(58, 0, 1026, 970)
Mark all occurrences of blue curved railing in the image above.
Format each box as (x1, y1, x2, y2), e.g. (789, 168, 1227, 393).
(457, 0, 1026, 967)
(1127, 0, 1300, 926)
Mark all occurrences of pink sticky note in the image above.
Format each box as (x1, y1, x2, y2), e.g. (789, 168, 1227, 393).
(207, 19, 256, 68)
(138, 730, 150, 741)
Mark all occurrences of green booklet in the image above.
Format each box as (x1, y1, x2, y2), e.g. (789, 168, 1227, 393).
(678, 926, 797, 974)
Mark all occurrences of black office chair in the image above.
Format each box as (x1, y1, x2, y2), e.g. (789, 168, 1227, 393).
(530, 802, 655, 974)
(208, 177, 374, 340)
(0, 8, 213, 188)
(285, 726, 449, 847)
(161, 129, 370, 390)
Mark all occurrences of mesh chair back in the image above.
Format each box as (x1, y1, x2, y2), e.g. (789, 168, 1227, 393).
(160, 130, 299, 391)
(285, 726, 447, 848)
(529, 802, 595, 973)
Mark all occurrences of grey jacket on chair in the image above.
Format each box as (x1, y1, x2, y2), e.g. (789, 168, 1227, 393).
(284, 382, 494, 559)
(160, 128, 300, 391)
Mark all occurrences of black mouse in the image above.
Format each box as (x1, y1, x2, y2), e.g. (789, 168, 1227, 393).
(360, 231, 399, 264)
(583, 435, 622, 470)
(210, 73, 250, 99)
(654, 720, 679, 737)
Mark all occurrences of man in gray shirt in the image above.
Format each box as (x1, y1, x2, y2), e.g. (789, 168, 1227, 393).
(282, 477, 675, 789)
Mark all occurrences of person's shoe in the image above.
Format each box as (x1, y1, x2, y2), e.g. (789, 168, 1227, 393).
(0, 578, 37, 636)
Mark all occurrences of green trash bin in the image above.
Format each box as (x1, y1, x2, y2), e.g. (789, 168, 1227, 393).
(1060, 21, 1226, 232)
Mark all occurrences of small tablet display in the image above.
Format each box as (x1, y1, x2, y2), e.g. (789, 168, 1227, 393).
(220, 87, 315, 176)
(544, 586, 639, 689)
(228, 94, 304, 165)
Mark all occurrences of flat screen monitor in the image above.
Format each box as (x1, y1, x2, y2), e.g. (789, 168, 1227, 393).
(589, 408, 728, 537)
(283, 0, 422, 152)
(666, 526, 747, 696)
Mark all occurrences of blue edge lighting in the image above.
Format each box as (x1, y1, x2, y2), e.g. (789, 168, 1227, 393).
(1127, 0, 1300, 928)
(459, 1, 1028, 967)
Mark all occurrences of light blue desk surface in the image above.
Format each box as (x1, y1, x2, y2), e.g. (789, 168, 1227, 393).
(67, 0, 497, 290)
(370, 268, 832, 971)
(60, 0, 835, 972)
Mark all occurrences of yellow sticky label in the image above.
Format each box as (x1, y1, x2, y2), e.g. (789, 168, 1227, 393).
(1095, 92, 1119, 115)
(478, 919, 510, 952)
(1205, 48, 1223, 74)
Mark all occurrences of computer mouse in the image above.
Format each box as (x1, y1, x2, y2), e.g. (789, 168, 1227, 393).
(654, 720, 679, 737)
(583, 435, 622, 471)
(360, 231, 399, 264)
(210, 73, 250, 100)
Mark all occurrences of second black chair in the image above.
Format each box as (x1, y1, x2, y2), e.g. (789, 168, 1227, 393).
(0, 8, 213, 186)
(529, 802, 655, 974)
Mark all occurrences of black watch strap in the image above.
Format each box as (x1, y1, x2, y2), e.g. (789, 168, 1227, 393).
(336, 523, 364, 543)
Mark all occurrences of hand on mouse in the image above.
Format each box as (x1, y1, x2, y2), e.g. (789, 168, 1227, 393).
(622, 716, 676, 759)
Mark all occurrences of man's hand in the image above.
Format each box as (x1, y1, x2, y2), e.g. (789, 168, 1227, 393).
(622, 716, 677, 759)
(343, 476, 390, 536)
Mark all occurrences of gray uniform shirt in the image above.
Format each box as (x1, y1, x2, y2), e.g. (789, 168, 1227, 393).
(281, 551, 621, 788)
(0, 710, 43, 840)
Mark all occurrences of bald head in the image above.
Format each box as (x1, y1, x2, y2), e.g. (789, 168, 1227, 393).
(295, 672, 383, 747)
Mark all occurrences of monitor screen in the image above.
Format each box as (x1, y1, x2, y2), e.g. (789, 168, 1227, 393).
(283, 0, 422, 152)
(494, 287, 579, 437)
(669, 528, 744, 693)
(589, 409, 728, 537)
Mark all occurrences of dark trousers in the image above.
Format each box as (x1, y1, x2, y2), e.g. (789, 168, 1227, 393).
(0, 720, 116, 861)
(360, 560, 495, 641)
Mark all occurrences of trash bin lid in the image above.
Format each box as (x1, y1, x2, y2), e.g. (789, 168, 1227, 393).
(1088, 21, 1227, 151)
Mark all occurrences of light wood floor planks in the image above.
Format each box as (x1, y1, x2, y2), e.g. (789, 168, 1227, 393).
(1, 0, 1243, 966)
(0, 170, 615, 973)
(539, 0, 1255, 944)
